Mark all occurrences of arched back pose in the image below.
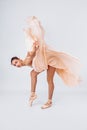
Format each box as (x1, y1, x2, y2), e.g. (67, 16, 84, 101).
(11, 16, 81, 109)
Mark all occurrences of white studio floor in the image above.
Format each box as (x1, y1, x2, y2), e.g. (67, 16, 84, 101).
(0, 90, 87, 130)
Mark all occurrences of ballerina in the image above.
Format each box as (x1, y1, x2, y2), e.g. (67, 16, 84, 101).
(11, 16, 81, 109)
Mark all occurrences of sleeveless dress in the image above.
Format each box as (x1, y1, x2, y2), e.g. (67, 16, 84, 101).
(24, 16, 82, 87)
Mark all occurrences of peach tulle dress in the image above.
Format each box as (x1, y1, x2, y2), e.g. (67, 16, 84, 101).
(24, 16, 81, 87)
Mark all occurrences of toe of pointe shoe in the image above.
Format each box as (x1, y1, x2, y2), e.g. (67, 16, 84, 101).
(29, 95, 37, 106)
(29, 100, 33, 107)
(41, 103, 52, 109)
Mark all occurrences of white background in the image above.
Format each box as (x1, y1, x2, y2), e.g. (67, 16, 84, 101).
(0, 0, 87, 130)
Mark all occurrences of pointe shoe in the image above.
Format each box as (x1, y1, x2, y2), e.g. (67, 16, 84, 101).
(29, 92, 37, 106)
(41, 99, 52, 109)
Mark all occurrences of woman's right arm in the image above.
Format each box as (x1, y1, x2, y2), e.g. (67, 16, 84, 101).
(23, 41, 39, 66)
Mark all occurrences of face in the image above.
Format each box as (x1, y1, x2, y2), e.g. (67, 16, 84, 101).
(12, 59, 22, 67)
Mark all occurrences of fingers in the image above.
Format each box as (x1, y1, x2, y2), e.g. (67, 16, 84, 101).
(33, 41, 39, 47)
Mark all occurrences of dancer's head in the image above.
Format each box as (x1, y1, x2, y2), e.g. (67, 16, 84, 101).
(11, 56, 23, 67)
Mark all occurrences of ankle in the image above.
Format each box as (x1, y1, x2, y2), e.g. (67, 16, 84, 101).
(47, 99, 52, 103)
(30, 92, 36, 96)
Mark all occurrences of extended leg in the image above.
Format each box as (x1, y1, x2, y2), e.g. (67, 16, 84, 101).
(29, 69, 40, 106)
(41, 66, 55, 109)
(30, 69, 40, 92)
(47, 66, 55, 100)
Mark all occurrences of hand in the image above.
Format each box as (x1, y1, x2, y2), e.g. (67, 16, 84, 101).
(33, 41, 39, 51)
(33, 41, 39, 47)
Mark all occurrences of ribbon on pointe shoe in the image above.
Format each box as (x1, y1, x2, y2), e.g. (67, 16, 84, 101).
(29, 92, 37, 106)
(41, 99, 52, 109)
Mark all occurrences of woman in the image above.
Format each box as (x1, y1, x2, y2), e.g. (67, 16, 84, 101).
(11, 16, 81, 109)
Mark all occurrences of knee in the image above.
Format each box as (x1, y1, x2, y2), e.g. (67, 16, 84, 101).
(30, 70, 37, 78)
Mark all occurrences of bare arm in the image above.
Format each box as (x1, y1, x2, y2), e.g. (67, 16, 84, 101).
(27, 41, 39, 57)
(24, 41, 39, 66)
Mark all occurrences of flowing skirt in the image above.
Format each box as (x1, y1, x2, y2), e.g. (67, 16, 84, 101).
(32, 45, 81, 87)
(24, 16, 82, 87)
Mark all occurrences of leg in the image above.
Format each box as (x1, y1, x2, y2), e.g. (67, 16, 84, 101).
(30, 69, 40, 92)
(29, 69, 40, 106)
(47, 66, 55, 100)
(41, 66, 55, 109)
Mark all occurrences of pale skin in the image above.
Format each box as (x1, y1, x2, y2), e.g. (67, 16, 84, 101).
(11, 42, 56, 108)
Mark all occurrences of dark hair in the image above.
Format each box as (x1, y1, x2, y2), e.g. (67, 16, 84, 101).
(11, 56, 19, 64)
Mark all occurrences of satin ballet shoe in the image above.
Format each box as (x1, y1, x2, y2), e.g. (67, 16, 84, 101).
(29, 92, 37, 106)
(41, 99, 52, 109)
